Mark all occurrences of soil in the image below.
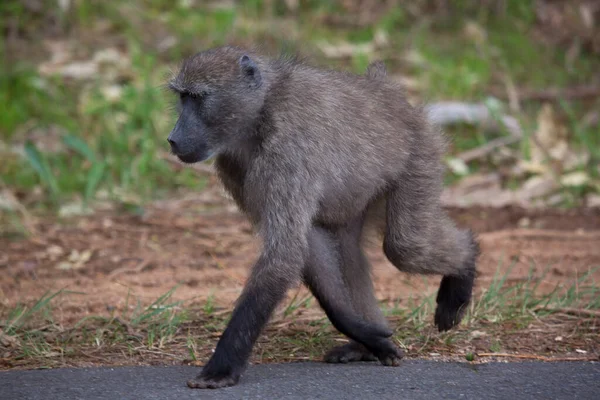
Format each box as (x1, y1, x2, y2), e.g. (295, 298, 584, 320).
(2, 188, 599, 317)
(1, 182, 599, 368)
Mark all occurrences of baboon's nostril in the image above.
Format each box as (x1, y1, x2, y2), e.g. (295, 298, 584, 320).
(167, 138, 178, 153)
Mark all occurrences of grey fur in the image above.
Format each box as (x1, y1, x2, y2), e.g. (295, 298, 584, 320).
(167, 47, 479, 389)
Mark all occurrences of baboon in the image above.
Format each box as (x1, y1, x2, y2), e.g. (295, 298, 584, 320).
(167, 46, 479, 389)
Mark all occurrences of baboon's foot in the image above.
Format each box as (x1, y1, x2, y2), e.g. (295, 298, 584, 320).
(324, 341, 378, 363)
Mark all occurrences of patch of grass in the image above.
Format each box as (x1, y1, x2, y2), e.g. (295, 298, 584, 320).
(413, 34, 493, 100)
(282, 289, 313, 317)
(1, 1, 598, 213)
(0, 67, 71, 138)
(0, 287, 192, 364)
(3, 290, 65, 335)
(202, 293, 216, 316)
(2, 266, 598, 369)
(489, 340, 502, 353)
(127, 286, 188, 348)
(1, 52, 206, 210)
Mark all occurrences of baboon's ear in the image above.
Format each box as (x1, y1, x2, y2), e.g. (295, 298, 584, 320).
(239, 55, 262, 89)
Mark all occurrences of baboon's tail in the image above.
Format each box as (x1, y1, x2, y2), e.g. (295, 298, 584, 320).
(434, 229, 479, 331)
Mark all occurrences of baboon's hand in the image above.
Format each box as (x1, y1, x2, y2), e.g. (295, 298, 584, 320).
(187, 368, 241, 389)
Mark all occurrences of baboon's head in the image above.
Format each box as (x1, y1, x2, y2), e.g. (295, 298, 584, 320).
(167, 46, 266, 163)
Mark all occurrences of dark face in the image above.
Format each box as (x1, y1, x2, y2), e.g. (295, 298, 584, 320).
(167, 48, 264, 164)
(168, 92, 214, 164)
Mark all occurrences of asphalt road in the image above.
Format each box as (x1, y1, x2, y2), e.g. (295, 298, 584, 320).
(1, 360, 598, 400)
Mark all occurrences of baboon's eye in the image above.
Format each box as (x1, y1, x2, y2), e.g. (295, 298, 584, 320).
(181, 91, 206, 101)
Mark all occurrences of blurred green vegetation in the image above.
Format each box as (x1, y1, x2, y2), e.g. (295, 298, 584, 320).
(0, 0, 598, 215)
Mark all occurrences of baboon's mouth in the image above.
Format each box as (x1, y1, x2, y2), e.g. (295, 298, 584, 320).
(175, 149, 214, 164)
(176, 152, 203, 164)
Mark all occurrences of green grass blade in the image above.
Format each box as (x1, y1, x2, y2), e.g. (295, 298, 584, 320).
(23, 141, 59, 200)
(4, 290, 64, 334)
(62, 134, 97, 162)
(84, 161, 106, 203)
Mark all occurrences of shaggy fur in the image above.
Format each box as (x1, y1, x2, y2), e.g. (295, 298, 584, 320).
(166, 46, 479, 389)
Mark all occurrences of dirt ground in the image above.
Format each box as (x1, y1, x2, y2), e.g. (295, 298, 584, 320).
(2, 180, 600, 324)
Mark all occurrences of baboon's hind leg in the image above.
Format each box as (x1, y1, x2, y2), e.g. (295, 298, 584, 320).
(304, 225, 403, 366)
(323, 218, 393, 363)
(382, 168, 479, 332)
(434, 229, 479, 331)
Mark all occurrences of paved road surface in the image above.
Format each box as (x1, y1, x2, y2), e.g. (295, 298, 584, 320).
(1, 360, 598, 399)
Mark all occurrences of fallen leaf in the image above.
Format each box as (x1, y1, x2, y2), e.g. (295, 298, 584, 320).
(517, 175, 559, 200)
(518, 217, 531, 228)
(563, 150, 590, 171)
(100, 85, 123, 102)
(78, 249, 93, 264)
(373, 29, 388, 47)
(545, 193, 565, 206)
(0, 330, 19, 348)
(586, 194, 600, 208)
(59, 202, 93, 217)
(46, 245, 64, 260)
(525, 103, 577, 176)
(39, 46, 131, 82)
(470, 330, 487, 339)
(532, 103, 569, 161)
(58, 0, 71, 12)
(317, 41, 375, 59)
(58, 249, 93, 270)
(157, 36, 177, 52)
(0, 190, 18, 211)
(446, 157, 470, 176)
(284, 0, 299, 12)
(463, 20, 487, 45)
(56, 61, 98, 80)
(404, 49, 427, 67)
(56, 261, 74, 270)
(560, 171, 589, 187)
